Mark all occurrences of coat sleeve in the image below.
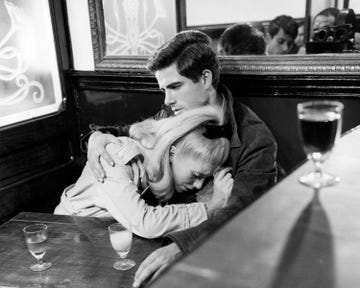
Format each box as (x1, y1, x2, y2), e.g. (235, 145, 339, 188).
(92, 143, 208, 239)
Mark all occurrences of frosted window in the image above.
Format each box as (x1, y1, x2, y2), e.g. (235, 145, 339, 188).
(0, 0, 62, 127)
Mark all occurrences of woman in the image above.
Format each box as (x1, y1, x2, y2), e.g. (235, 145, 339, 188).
(54, 104, 233, 238)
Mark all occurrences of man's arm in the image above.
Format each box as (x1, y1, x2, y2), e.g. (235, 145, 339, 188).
(164, 119, 277, 253)
(83, 106, 173, 182)
(132, 125, 277, 286)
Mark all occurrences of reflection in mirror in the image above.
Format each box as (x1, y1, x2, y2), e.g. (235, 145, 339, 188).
(185, 0, 307, 55)
(185, 0, 360, 56)
(307, 5, 360, 54)
(102, 0, 177, 56)
(88, 0, 360, 74)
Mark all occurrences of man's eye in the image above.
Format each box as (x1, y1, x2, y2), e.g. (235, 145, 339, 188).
(170, 84, 181, 90)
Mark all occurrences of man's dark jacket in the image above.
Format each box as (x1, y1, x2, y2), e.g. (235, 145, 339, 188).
(164, 84, 277, 253)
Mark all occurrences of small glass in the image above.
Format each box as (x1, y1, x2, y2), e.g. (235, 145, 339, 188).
(297, 100, 343, 188)
(23, 224, 52, 272)
(108, 223, 136, 270)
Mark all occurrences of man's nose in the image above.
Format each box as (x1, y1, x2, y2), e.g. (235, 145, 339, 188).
(282, 43, 289, 52)
(164, 91, 175, 106)
(193, 178, 204, 190)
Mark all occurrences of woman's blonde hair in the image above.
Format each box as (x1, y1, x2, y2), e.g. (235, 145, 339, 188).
(129, 103, 231, 201)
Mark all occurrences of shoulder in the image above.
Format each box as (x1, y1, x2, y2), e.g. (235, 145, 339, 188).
(232, 99, 277, 156)
(105, 137, 141, 165)
(218, 83, 276, 146)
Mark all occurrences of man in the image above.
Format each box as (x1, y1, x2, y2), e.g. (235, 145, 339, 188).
(218, 23, 266, 55)
(266, 15, 299, 55)
(313, 7, 339, 32)
(86, 30, 277, 287)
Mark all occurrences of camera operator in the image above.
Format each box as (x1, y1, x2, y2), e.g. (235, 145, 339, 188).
(306, 7, 359, 54)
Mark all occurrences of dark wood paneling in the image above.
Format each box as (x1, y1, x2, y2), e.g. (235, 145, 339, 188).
(69, 71, 360, 175)
(70, 71, 163, 165)
(0, 164, 80, 224)
(221, 74, 360, 172)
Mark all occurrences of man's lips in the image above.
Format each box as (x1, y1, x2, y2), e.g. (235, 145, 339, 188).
(171, 108, 182, 115)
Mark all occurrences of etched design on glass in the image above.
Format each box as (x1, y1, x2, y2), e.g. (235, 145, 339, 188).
(0, 0, 62, 127)
(0, 0, 44, 107)
(104, 0, 168, 55)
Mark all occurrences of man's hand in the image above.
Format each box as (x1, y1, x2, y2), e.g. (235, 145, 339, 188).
(133, 243, 182, 288)
(88, 131, 147, 187)
(87, 131, 121, 182)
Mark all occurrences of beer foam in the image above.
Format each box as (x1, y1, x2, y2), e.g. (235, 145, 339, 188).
(299, 111, 340, 121)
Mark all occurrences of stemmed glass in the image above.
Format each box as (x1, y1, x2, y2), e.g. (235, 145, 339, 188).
(297, 100, 343, 188)
(108, 223, 136, 270)
(23, 224, 52, 272)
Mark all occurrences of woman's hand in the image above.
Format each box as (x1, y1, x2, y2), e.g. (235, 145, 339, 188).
(87, 131, 121, 182)
(205, 167, 233, 217)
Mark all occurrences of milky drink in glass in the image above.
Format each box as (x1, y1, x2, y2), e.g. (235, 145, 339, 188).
(108, 223, 136, 270)
(110, 229, 132, 258)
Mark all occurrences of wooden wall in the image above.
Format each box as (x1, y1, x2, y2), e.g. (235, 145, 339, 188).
(70, 71, 360, 174)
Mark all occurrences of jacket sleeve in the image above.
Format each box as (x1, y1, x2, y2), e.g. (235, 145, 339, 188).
(93, 143, 208, 239)
(164, 119, 278, 254)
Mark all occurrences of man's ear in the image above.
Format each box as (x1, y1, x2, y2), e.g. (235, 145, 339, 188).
(169, 145, 176, 163)
(201, 69, 213, 89)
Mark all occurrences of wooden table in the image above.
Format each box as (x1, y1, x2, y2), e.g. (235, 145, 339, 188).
(153, 125, 360, 288)
(0, 212, 161, 287)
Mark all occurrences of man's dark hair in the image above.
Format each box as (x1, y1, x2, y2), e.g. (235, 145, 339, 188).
(315, 7, 339, 20)
(219, 23, 266, 55)
(269, 15, 299, 40)
(147, 30, 220, 88)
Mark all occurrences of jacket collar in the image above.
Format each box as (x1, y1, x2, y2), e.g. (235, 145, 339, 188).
(217, 84, 241, 148)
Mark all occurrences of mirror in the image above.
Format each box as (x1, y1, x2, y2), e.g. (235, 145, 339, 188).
(88, 0, 360, 74)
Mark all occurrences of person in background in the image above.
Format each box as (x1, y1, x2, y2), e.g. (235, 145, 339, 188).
(355, 32, 360, 51)
(55, 105, 233, 238)
(291, 21, 306, 54)
(266, 15, 299, 55)
(312, 7, 339, 33)
(85, 30, 277, 287)
(218, 23, 266, 55)
(253, 22, 266, 38)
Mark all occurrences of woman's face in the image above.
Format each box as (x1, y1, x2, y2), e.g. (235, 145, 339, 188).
(171, 154, 214, 193)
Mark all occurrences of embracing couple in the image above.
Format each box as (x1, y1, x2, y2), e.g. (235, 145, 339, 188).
(55, 30, 277, 287)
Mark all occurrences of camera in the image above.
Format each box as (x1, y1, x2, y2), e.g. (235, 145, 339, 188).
(306, 8, 358, 53)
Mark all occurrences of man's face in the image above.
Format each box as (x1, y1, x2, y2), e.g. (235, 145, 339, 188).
(313, 15, 336, 31)
(267, 28, 295, 55)
(294, 25, 304, 47)
(155, 64, 211, 115)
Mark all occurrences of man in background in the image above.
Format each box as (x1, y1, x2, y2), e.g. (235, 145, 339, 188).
(218, 23, 266, 55)
(312, 7, 339, 33)
(266, 15, 299, 55)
